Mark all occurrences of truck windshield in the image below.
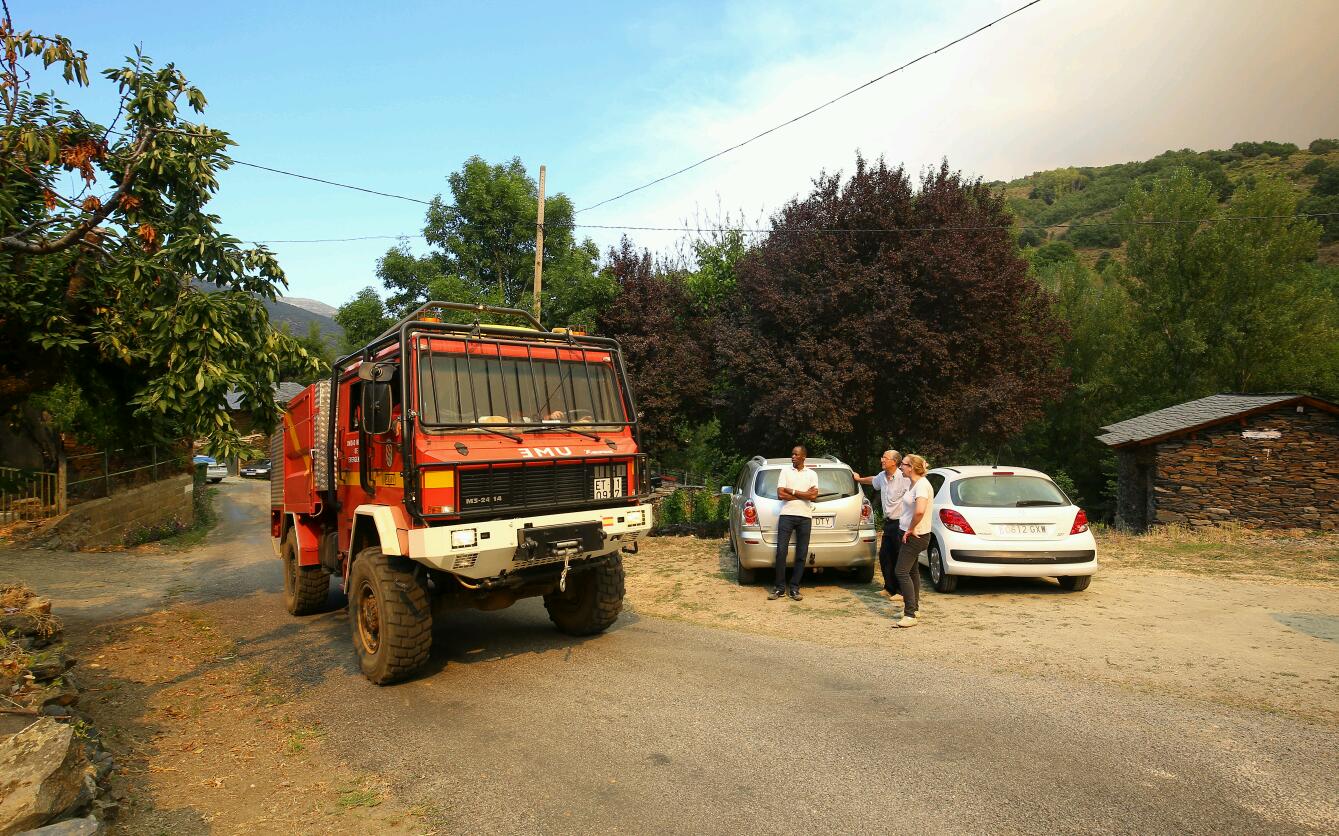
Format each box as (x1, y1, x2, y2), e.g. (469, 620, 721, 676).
(417, 348, 626, 428)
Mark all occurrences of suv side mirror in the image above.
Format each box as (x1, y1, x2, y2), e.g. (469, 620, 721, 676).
(360, 381, 393, 435)
(720, 486, 733, 495)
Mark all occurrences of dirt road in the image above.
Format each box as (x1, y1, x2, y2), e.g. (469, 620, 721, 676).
(2, 480, 1336, 834)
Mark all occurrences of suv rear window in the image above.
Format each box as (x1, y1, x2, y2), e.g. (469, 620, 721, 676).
(754, 468, 857, 500)
(950, 476, 1069, 508)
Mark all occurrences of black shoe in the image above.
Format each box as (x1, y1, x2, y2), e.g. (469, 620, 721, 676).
(787, 588, 803, 601)
(767, 588, 784, 601)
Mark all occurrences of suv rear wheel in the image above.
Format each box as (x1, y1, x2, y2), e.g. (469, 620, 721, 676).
(348, 547, 432, 685)
(733, 536, 758, 585)
(928, 538, 959, 593)
(544, 554, 625, 635)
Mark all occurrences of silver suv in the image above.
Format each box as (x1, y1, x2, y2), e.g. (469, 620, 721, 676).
(722, 456, 876, 585)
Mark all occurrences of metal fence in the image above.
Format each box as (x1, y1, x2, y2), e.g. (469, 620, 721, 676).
(0, 467, 60, 522)
(66, 444, 191, 506)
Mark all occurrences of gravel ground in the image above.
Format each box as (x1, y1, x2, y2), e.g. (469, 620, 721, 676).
(2, 480, 1336, 834)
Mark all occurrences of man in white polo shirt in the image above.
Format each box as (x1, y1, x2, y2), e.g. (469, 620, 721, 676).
(771, 444, 820, 602)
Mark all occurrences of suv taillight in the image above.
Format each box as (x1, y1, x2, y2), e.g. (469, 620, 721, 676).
(742, 500, 758, 526)
(939, 508, 975, 535)
(1070, 509, 1089, 534)
(860, 497, 873, 524)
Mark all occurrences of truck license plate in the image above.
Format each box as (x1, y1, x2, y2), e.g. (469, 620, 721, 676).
(593, 477, 624, 499)
(813, 515, 834, 529)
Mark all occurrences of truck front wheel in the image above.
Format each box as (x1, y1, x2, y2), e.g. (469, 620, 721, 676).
(348, 547, 432, 685)
(544, 554, 625, 636)
(282, 533, 331, 616)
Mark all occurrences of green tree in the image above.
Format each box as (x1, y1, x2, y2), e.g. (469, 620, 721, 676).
(1117, 168, 1331, 399)
(334, 286, 393, 352)
(378, 157, 601, 324)
(278, 322, 334, 384)
(0, 19, 321, 460)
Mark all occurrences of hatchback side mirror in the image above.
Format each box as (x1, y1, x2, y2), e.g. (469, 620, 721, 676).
(720, 486, 733, 495)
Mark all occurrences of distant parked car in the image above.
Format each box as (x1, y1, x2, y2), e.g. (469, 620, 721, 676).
(920, 465, 1098, 593)
(193, 455, 228, 484)
(723, 456, 876, 584)
(240, 459, 272, 479)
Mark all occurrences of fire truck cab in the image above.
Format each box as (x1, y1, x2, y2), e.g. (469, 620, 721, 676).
(270, 302, 653, 684)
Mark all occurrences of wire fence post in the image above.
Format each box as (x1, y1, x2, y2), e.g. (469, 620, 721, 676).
(57, 450, 67, 514)
(152, 445, 158, 481)
(103, 450, 110, 499)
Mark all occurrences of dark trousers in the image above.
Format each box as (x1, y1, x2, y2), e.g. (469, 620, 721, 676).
(774, 514, 812, 591)
(878, 519, 902, 592)
(896, 532, 929, 616)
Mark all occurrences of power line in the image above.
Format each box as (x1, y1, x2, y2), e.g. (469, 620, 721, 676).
(247, 212, 1339, 245)
(576, 0, 1044, 214)
(231, 161, 434, 206)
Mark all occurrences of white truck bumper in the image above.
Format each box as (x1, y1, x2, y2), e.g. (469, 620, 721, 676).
(407, 503, 654, 579)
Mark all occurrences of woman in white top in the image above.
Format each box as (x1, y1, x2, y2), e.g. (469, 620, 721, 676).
(893, 454, 933, 627)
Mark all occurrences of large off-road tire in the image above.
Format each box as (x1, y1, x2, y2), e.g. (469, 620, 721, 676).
(282, 533, 331, 616)
(347, 547, 432, 685)
(544, 554, 625, 636)
(928, 538, 959, 593)
(1058, 574, 1092, 592)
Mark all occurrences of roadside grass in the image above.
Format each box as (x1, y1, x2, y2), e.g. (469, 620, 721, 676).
(1095, 524, 1339, 584)
(155, 486, 219, 550)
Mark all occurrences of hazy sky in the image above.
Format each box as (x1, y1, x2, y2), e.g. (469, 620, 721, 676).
(25, 0, 1339, 306)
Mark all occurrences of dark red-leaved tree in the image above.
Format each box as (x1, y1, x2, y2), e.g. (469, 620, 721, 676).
(596, 238, 712, 459)
(717, 155, 1067, 462)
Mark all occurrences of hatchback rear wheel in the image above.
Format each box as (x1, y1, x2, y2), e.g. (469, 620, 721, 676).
(1058, 574, 1092, 592)
(928, 538, 958, 593)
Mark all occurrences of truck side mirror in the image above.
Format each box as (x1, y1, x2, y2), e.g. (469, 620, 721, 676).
(360, 381, 393, 435)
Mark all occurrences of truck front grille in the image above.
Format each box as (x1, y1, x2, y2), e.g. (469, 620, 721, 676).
(456, 459, 632, 516)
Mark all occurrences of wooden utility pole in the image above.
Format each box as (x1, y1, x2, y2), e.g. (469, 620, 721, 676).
(533, 165, 546, 323)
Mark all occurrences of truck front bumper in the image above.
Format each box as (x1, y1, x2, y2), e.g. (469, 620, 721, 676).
(407, 504, 654, 579)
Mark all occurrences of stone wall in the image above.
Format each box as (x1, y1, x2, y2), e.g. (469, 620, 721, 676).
(45, 474, 194, 548)
(1152, 406, 1338, 530)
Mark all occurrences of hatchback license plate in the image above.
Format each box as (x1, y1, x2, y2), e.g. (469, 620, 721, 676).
(813, 516, 834, 529)
(997, 523, 1048, 535)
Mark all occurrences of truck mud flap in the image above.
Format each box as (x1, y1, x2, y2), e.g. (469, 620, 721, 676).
(515, 522, 604, 563)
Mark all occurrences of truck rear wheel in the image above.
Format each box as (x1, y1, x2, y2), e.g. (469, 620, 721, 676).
(544, 554, 625, 636)
(348, 547, 432, 685)
(282, 533, 331, 616)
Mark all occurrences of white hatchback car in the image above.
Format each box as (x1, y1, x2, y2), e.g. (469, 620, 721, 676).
(919, 465, 1098, 593)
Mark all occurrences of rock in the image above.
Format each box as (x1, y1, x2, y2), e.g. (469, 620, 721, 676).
(16, 814, 105, 834)
(25, 653, 73, 683)
(0, 718, 92, 833)
(38, 705, 70, 719)
(0, 613, 43, 637)
(33, 679, 79, 709)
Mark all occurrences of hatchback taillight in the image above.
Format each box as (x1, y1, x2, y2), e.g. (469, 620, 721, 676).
(939, 508, 975, 535)
(743, 500, 758, 526)
(860, 497, 873, 524)
(1070, 509, 1089, 534)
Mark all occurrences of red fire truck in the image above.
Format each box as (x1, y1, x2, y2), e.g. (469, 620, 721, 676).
(270, 301, 653, 684)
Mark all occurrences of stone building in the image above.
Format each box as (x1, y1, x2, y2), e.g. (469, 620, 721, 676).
(1096, 394, 1338, 532)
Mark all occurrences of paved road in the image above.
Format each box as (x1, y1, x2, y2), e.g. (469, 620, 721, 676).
(5, 481, 1337, 834)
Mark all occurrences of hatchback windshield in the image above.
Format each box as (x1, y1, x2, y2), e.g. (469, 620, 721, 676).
(418, 349, 625, 427)
(950, 476, 1069, 508)
(754, 467, 857, 500)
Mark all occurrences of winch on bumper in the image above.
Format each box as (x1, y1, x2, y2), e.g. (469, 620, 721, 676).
(407, 504, 654, 579)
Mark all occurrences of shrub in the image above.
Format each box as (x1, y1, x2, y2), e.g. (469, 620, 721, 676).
(658, 490, 685, 529)
(1031, 241, 1077, 270)
(1064, 222, 1121, 248)
(1302, 158, 1328, 176)
(1312, 164, 1339, 197)
(689, 489, 712, 526)
(1232, 140, 1298, 159)
(1309, 138, 1339, 154)
(1298, 194, 1339, 242)
(1016, 227, 1044, 248)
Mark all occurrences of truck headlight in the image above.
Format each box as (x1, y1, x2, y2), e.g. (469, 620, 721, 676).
(450, 529, 477, 549)
(626, 509, 646, 526)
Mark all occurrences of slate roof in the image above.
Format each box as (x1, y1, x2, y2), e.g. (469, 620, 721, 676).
(1096, 394, 1306, 447)
(224, 382, 308, 411)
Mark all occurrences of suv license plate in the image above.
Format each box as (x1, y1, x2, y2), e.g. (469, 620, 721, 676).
(997, 524, 1048, 535)
(813, 516, 834, 529)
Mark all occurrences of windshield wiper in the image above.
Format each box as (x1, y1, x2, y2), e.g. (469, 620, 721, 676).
(471, 425, 523, 443)
(816, 491, 844, 501)
(527, 424, 600, 441)
(1015, 499, 1064, 507)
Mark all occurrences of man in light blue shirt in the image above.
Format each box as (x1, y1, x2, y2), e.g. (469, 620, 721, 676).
(854, 449, 910, 598)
